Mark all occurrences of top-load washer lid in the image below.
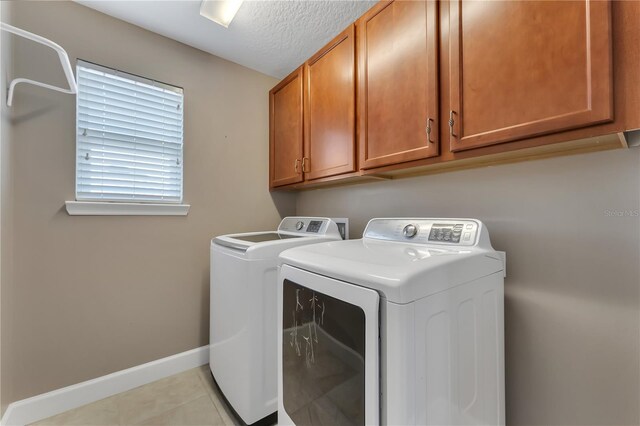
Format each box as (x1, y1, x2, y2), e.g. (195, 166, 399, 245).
(212, 217, 343, 254)
(278, 218, 506, 304)
(229, 233, 302, 243)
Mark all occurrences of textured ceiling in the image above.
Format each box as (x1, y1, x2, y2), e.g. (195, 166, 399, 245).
(74, 0, 375, 78)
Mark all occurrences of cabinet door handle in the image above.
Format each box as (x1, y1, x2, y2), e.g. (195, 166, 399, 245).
(426, 118, 435, 144)
(449, 111, 458, 138)
(294, 158, 301, 174)
(302, 157, 310, 173)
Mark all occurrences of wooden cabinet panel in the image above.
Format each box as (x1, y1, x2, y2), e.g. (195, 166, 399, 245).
(448, 0, 613, 152)
(269, 67, 304, 188)
(304, 25, 356, 181)
(268, 0, 636, 191)
(357, 0, 439, 170)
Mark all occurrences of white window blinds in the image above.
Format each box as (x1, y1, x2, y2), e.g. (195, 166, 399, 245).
(76, 60, 184, 203)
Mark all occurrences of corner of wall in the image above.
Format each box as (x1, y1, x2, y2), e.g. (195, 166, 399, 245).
(0, 0, 15, 417)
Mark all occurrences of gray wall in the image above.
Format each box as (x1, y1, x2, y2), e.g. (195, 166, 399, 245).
(1, 0, 294, 409)
(297, 148, 640, 425)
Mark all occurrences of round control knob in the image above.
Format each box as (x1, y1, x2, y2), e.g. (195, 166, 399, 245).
(295, 221, 304, 231)
(403, 224, 418, 238)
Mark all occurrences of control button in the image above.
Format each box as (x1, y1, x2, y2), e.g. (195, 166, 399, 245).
(295, 221, 304, 231)
(466, 224, 474, 229)
(463, 232, 471, 241)
(403, 224, 418, 238)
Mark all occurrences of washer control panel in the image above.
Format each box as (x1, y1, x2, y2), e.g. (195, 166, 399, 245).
(364, 218, 481, 246)
(306, 220, 323, 233)
(278, 217, 335, 235)
(403, 224, 419, 238)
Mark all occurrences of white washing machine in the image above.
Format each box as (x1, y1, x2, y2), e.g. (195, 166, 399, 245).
(210, 217, 346, 425)
(277, 218, 505, 425)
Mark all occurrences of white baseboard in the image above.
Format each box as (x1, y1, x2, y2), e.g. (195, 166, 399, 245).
(1, 345, 209, 426)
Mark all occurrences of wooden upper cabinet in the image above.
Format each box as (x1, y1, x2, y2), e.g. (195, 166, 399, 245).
(448, 0, 613, 152)
(304, 25, 356, 180)
(357, 0, 439, 170)
(269, 67, 304, 188)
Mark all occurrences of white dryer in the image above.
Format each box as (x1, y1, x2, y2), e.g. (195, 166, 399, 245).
(277, 218, 505, 426)
(210, 217, 345, 425)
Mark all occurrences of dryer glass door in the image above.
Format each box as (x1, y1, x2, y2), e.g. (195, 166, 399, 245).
(279, 265, 379, 425)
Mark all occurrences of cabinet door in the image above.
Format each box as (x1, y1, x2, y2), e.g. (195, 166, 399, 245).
(358, 0, 439, 170)
(448, 0, 613, 152)
(304, 25, 356, 180)
(270, 67, 304, 188)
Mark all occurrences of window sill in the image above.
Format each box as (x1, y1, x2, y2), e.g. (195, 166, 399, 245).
(65, 201, 190, 216)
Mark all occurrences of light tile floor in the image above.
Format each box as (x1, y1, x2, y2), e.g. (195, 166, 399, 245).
(31, 366, 240, 426)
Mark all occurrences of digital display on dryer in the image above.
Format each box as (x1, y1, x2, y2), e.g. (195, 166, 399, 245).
(306, 220, 323, 233)
(428, 223, 464, 243)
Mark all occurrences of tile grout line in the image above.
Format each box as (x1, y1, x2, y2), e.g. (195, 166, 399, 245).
(195, 368, 238, 426)
(194, 370, 227, 424)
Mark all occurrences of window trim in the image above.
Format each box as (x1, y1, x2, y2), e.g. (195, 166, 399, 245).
(73, 59, 185, 208)
(65, 201, 190, 216)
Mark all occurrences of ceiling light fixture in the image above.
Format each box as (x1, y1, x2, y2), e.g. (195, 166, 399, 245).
(200, 0, 244, 28)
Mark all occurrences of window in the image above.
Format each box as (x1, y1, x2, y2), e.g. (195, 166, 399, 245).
(75, 60, 184, 204)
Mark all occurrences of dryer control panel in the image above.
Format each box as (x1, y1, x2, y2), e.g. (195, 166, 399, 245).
(364, 218, 484, 247)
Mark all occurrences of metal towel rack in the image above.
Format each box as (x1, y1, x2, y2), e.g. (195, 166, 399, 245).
(0, 22, 77, 106)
